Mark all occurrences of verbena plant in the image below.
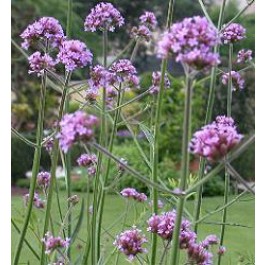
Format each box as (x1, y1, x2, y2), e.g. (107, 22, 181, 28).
(11, 0, 255, 264)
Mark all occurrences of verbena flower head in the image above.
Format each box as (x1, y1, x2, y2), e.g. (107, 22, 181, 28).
(139, 11, 157, 29)
(221, 71, 245, 90)
(84, 2, 124, 32)
(131, 25, 151, 41)
(67, 195, 80, 206)
(57, 40, 93, 71)
(201, 235, 219, 249)
(237, 49, 252, 64)
(28, 52, 57, 76)
(120, 188, 147, 202)
(221, 23, 246, 44)
(76, 153, 97, 167)
(57, 110, 99, 153)
(187, 243, 213, 265)
(37, 171, 51, 190)
(157, 16, 220, 71)
(189, 115, 243, 162)
(42, 231, 70, 254)
(110, 59, 140, 89)
(218, 246, 226, 256)
(113, 227, 148, 261)
(43, 136, 54, 153)
(149, 71, 170, 94)
(21, 17, 65, 50)
(23, 193, 45, 209)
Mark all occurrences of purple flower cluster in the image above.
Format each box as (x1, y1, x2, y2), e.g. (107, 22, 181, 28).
(57, 40, 93, 71)
(110, 59, 140, 90)
(120, 188, 147, 202)
(76, 153, 97, 176)
(20, 17, 65, 50)
(42, 231, 70, 254)
(221, 71, 245, 90)
(113, 227, 148, 261)
(237, 49, 252, 64)
(28, 52, 57, 76)
(221, 23, 246, 44)
(84, 2, 124, 32)
(149, 71, 170, 94)
(24, 193, 45, 209)
(57, 110, 99, 153)
(158, 16, 220, 71)
(131, 11, 157, 40)
(37, 171, 51, 190)
(189, 115, 243, 162)
(43, 136, 54, 153)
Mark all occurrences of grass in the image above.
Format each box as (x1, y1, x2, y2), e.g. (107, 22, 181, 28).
(12, 191, 254, 264)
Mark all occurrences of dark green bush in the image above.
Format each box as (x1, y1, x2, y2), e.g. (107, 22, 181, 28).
(202, 175, 225, 197)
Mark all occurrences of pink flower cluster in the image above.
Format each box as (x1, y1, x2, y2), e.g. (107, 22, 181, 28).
(120, 188, 147, 202)
(28, 52, 57, 76)
(149, 71, 170, 94)
(57, 111, 99, 153)
(221, 71, 245, 90)
(221, 23, 246, 44)
(57, 40, 93, 72)
(20, 16, 65, 50)
(37, 171, 51, 191)
(42, 231, 70, 254)
(84, 2, 124, 32)
(139, 12, 157, 30)
(76, 153, 98, 176)
(157, 16, 220, 71)
(113, 227, 148, 261)
(237, 49, 252, 64)
(24, 193, 45, 209)
(189, 115, 243, 162)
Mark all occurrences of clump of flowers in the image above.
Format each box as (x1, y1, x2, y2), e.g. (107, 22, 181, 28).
(189, 115, 243, 162)
(37, 171, 51, 191)
(157, 16, 220, 71)
(77, 153, 98, 177)
(57, 110, 99, 153)
(131, 25, 151, 41)
(57, 40, 93, 71)
(221, 71, 245, 90)
(28, 52, 57, 76)
(20, 16, 65, 50)
(84, 2, 124, 32)
(120, 188, 147, 202)
(23, 193, 45, 209)
(113, 227, 148, 261)
(218, 246, 226, 256)
(149, 71, 170, 94)
(43, 136, 54, 153)
(221, 23, 246, 44)
(67, 195, 80, 206)
(237, 49, 252, 64)
(42, 231, 70, 254)
(139, 11, 157, 29)
(110, 59, 140, 90)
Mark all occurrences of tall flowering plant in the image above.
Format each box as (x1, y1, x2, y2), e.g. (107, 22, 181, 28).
(12, 1, 255, 265)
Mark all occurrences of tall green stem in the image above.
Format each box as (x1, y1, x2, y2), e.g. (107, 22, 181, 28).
(218, 43, 233, 265)
(170, 72, 193, 265)
(193, 0, 227, 233)
(12, 71, 47, 265)
(40, 72, 71, 265)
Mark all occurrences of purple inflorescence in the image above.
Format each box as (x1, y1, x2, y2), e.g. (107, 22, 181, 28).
(189, 115, 243, 162)
(149, 71, 170, 94)
(201, 235, 219, 249)
(221, 71, 245, 90)
(43, 136, 54, 153)
(131, 25, 151, 41)
(218, 246, 226, 256)
(221, 23, 246, 44)
(110, 59, 140, 90)
(23, 193, 45, 209)
(84, 2, 124, 32)
(187, 242, 213, 265)
(77, 153, 97, 167)
(42, 231, 70, 254)
(37, 171, 51, 190)
(139, 11, 157, 30)
(57, 40, 93, 71)
(237, 49, 252, 64)
(28, 52, 57, 76)
(120, 188, 147, 202)
(157, 16, 220, 71)
(20, 17, 65, 50)
(57, 110, 99, 153)
(113, 227, 148, 261)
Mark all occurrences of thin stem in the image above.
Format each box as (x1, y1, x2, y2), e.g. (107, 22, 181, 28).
(197, 0, 215, 28)
(170, 72, 193, 265)
(11, 128, 37, 148)
(13, 70, 47, 265)
(193, 0, 227, 234)
(40, 72, 71, 265)
(159, 241, 170, 265)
